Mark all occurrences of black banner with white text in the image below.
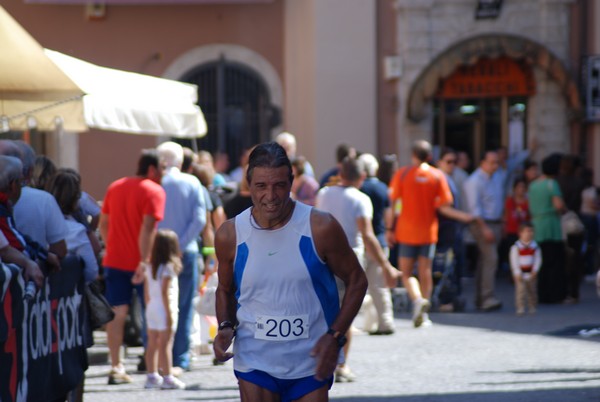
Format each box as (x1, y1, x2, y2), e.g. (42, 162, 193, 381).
(0, 257, 87, 402)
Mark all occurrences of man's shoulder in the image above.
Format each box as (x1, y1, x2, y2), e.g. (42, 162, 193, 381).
(466, 168, 484, 183)
(16, 187, 57, 209)
(362, 177, 386, 191)
(349, 186, 371, 201)
(20, 186, 51, 200)
(165, 170, 201, 187)
(108, 176, 164, 196)
(309, 207, 336, 232)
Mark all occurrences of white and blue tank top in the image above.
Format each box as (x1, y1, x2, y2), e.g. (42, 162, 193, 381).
(233, 201, 340, 379)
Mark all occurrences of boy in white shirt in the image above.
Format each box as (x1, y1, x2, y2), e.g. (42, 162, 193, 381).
(509, 222, 542, 315)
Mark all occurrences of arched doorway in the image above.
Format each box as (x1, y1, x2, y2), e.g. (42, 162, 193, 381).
(433, 56, 535, 162)
(163, 44, 284, 172)
(180, 58, 280, 171)
(406, 34, 581, 164)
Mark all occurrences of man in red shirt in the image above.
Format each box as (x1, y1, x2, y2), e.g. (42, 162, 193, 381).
(388, 141, 476, 327)
(99, 149, 166, 385)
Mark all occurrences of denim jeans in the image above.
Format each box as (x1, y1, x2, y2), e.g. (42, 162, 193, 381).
(172, 250, 199, 369)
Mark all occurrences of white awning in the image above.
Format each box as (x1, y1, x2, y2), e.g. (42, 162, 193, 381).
(45, 49, 207, 138)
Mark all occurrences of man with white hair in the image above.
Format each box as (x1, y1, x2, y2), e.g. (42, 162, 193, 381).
(156, 141, 207, 374)
(275, 131, 315, 177)
(358, 153, 395, 335)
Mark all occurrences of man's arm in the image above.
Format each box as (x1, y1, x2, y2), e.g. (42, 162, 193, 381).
(462, 177, 482, 218)
(139, 215, 157, 262)
(0, 245, 44, 288)
(384, 205, 396, 247)
(460, 177, 495, 243)
(48, 239, 67, 259)
(213, 219, 237, 362)
(178, 184, 207, 250)
(437, 204, 474, 224)
(357, 216, 399, 287)
(311, 210, 368, 381)
(99, 213, 109, 244)
(132, 215, 158, 284)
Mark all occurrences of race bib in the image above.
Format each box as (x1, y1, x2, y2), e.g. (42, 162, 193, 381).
(254, 314, 309, 341)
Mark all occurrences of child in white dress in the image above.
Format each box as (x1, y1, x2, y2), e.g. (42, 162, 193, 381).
(144, 229, 185, 390)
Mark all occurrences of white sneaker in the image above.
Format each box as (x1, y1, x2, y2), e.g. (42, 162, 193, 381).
(161, 375, 186, 390)
(335, 365, 356, 383)
(412, 298, 431, 328)
(144, 374, 163, 389)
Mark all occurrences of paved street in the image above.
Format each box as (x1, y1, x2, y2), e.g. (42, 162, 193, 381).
(82, 275, 600, 402)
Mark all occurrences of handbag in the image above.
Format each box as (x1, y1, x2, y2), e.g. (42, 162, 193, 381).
(85, 280, 115, 329)
(196, 272, 218, 316)
(561, 210, 584, 237)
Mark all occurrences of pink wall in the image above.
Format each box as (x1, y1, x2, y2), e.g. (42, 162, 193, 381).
(3, 0, 284, 199)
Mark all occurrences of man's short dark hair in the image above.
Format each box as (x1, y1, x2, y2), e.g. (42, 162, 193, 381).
(340, 157, 365, 182)
(524, 159, 538, 170)
(182, 147, 196, 172)
(438, 147, 456, 161)
(541, 153, 562, 177)
(336, 143, 354, 163)
(480, 150, 497, 163)
(412, 140, 432, 162)
(246, 142, 293, 184)
(137, 149, 160, 176)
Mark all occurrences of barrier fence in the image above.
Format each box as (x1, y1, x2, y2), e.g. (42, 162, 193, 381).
(0, 257, 87, 402)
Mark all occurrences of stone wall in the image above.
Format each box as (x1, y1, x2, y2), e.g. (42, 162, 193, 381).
(394, 0, 575, 164)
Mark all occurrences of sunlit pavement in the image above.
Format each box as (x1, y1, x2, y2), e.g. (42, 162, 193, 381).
(82, 274, 600, 402)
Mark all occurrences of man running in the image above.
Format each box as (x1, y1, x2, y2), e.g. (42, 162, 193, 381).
(213, 142, 367, 402)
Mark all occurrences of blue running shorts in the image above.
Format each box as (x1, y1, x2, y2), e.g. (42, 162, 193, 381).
(235, 369, 333, 402)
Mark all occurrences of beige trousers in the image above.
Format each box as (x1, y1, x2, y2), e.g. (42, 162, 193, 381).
(515, 277, 537, 313)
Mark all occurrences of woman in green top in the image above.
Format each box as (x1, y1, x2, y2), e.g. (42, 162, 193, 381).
(527, 154, 567, 303)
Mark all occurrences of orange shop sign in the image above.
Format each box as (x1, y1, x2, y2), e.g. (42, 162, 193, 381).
(436, 57, 535, 99)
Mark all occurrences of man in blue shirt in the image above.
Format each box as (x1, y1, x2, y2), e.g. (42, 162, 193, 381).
(157, 141, 207, 372)
(463, 151, 502, 311)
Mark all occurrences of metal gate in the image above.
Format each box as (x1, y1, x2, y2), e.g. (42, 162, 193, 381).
(181, 57, 280, 171)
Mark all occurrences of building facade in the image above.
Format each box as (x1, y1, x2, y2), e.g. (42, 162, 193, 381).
(393, 0, 584, 166)
(4, 0, 389, 198)
(3, 0, 600, 198)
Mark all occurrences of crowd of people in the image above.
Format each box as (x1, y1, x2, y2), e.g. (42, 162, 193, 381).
(2, 132, 599, 401)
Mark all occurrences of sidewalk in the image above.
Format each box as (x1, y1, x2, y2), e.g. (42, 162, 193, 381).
(83, 276, 600, 402)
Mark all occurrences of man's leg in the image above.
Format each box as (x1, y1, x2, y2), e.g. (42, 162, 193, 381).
(295, 385, 329, 402)
(399, 256, 420, 301)
(103, 268, 134, 384)
(399, 250, 430, 328)
(471, 224, 501, 309)
(238, 378, 280, 402)
(364, 250, 394, 333)
(416, 256, 433, 300)
(173, 251, 199, 370)
(107, 305, 129, 368)
(106, 305, 132, 384)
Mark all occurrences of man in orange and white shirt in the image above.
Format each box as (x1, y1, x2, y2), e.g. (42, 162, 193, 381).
(388, 140, 478, 327)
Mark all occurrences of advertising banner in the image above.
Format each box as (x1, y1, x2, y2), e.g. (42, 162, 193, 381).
(0, 257, 87, 402)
